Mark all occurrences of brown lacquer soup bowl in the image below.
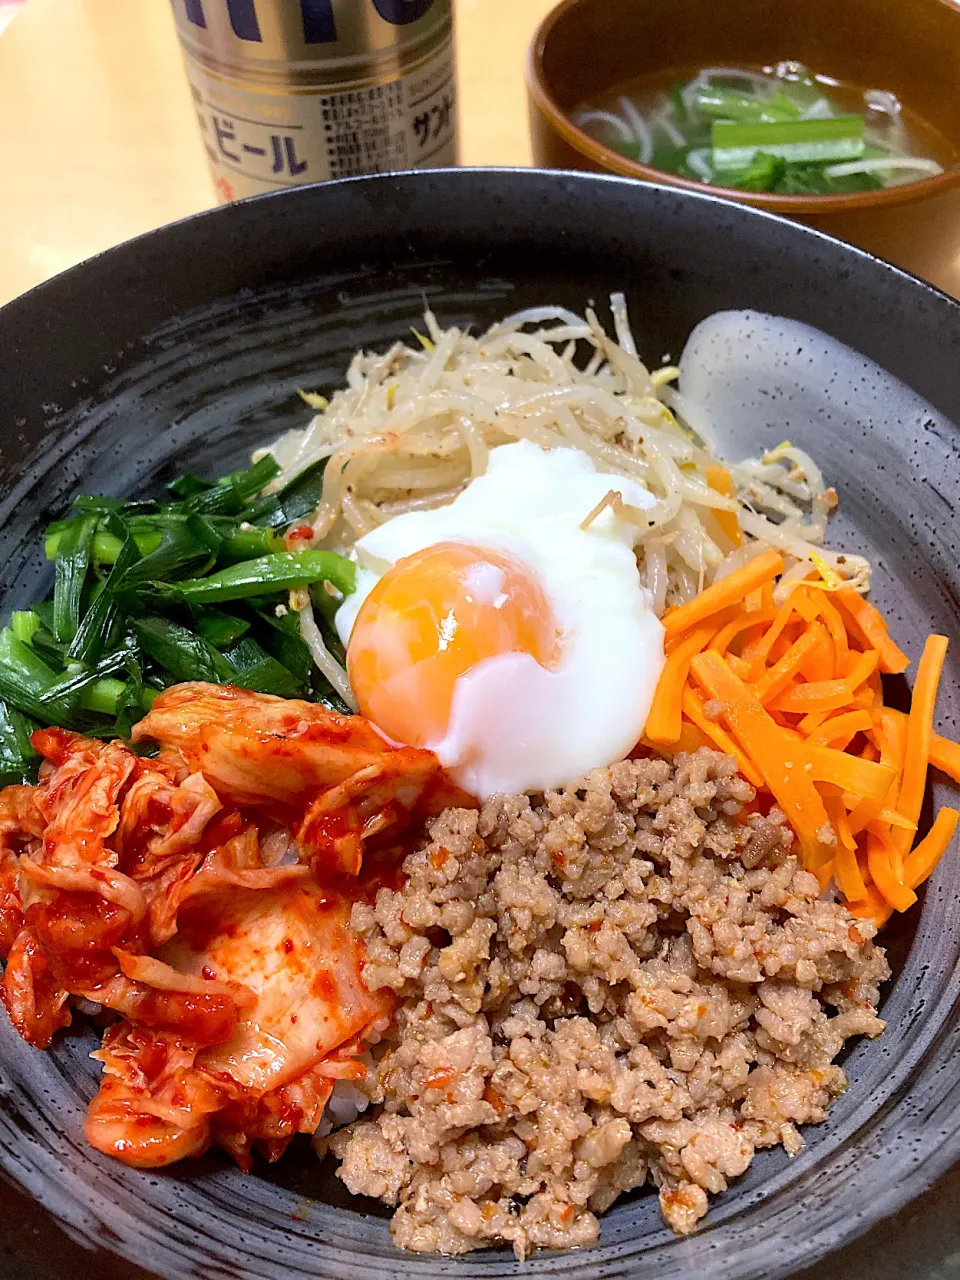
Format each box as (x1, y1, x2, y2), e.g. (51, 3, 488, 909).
(527, 0, 960, 296)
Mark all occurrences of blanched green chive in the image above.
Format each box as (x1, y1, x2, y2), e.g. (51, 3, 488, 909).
(52, 514, 97, 644)
(218, 527, 286, 563)
(155, 550, 356, 605)
(80, 677, 127, 716)
(0, 697, 39, 781)
(222, 637, 300, 696)
(245, 457, 329, 529)
(39, 650, 130, 709)
(196, 610, 251, 649)
(134, 617, 234, 685)
(68, 533, 140, 665)
(11, 612, 39, 645)
(117, 523, 214, 589)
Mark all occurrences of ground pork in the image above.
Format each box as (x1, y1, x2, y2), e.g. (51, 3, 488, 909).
(325, 749, 889, 1259)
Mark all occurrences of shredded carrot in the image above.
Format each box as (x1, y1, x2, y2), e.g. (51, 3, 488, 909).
(798, 629, 835, 682)
(811, 595, 850, 668)
(797, 708, 830, 736)
(709, 609, 777, 657)
(813, 857, 836, 891)
(769, 678, 859, 715)
(725, 653, 753, 680)
(646, 625, 716, 745)
(835, 834, 869, 902)
(835, 588, 910, 674)
(847, 889, 893, 927)
(753, 624, 827, 703)
(681, 686, 764, 787)
(641, 721, 713, 756)
(894, 635, 948, 856)
(768, 650, 879, 714)
(705, 465, 742, 547)
(930, 732, 960, 785)
(867, 829, 917, 912)
(689, 650, 831, 862)
(746, 595, 799, 679)
(789, 584, 821, 623)
(808, 709, 873, 749)
(645, 555, 956, 924)
(662, 550, 784, 637)
(744, 588, 764, 613)
(904, 808, 960, 890)
(803, 743, 894, 802)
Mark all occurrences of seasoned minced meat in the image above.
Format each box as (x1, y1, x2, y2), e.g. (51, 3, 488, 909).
(326, 750, 889, 1258)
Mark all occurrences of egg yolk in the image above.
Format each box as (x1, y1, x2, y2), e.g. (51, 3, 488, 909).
(346, 541, 560, 748)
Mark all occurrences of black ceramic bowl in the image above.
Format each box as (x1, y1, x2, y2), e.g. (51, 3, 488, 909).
(0, 170, 959, 1280)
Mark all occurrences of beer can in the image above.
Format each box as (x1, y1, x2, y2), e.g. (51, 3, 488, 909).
(171, 0, 458, 202)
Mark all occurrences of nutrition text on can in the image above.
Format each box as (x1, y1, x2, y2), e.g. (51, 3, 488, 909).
(172, 0, 458, 201)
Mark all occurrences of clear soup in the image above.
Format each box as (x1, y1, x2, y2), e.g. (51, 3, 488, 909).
(574, 62, 957, 195)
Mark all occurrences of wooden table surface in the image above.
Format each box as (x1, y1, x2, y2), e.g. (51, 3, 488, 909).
(0, 0, 556, 306)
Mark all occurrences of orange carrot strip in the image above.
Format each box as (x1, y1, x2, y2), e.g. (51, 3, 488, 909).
(867, 817, 904, 881)
(798, 709, 830, 736)
(754, 624, 828, 703)
(725, 653, 752, 679)
(740, 630, 768, 665)
(813, 595, 850, 668)
(662, 550, 784, 637)
(877, 808, 915, 830)
(709, 609, 777, 657)
(847, 888, 893, 928)
(768, 628, 801, 665)
(904, 807, 960, 890)
(789, 586, 821, 624)
(689, 650, 832, 863)
(813, 857, 836, 891)
(769, 680, 854, 714)
(641, 721, 713, 756)
(845, 648, 881, 691)
(836, 837, 869, 902)
(767, 650, 880, 714)
(798, 629, 834, 683)
(646, 625, 717, 745)
(930, 732, 960, 786)
(664, 605, 739, 655)
(835, 587, 910, 675)
(681, 687, 764, 787)
(894, 635, 949, 856)
(840, 798, 914, 830)
(802, 742, 895, 802)
(880, 707, 909, 777)
(747, 594, 800, 679)
(847, 711, 903, 837)
(867, 830, 917, 912)
(778, 722, 806, 740)
(826, 795, 870, 903)
(836, 813, 856, 852)
(744, 588, 764, 613)
(808, 709, 873, 748)
(705, 464, 742, 547)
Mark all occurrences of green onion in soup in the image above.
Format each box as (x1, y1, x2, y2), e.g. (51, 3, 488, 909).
(573, 61, 950, 195)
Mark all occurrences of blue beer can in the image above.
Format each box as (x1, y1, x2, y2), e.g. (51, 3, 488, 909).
(171, 0, 458, 201)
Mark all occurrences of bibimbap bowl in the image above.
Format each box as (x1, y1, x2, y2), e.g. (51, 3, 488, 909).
(0, 169, 959, 1280)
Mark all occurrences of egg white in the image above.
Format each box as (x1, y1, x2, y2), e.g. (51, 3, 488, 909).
(335, 441, 665, 798)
